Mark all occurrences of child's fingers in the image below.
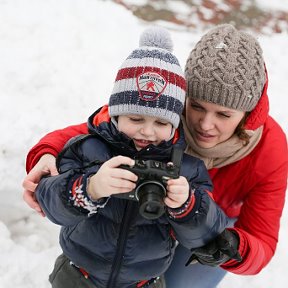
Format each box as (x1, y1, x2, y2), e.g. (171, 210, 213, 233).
(108, 177, 137, 191)
(105, 156, 135, 168)
(110, 167, 138, 182)
(167, 176, 187, 186)
(102, 156, 137, 181)
(166, 191, 186, 202)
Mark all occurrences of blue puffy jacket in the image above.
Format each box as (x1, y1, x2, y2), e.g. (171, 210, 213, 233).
(36, 107, 228, 288)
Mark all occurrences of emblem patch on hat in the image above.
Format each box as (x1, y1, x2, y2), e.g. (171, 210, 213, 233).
(137, 72, 167, 101)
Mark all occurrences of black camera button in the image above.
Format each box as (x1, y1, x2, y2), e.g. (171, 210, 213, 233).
(153, 161, 161, 168)
(166, 162, 174, 170)
(137, 160, 147, 168)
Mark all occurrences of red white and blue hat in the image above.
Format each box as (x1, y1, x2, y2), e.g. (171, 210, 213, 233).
(108, 26, 186, 129)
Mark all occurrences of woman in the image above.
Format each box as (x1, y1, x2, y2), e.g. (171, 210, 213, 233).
(23, 24, 287, 287)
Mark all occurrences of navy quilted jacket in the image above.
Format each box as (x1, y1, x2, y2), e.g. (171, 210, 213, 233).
(36, 107, 228, 288)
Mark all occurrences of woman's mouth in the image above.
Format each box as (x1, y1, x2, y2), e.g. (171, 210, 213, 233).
(195, 130, 216, 142)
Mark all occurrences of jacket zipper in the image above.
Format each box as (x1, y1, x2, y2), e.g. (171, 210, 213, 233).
(107, 201, 136, 288)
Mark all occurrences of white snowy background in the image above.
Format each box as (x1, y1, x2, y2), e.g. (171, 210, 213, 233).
(0, 0, 287, 287)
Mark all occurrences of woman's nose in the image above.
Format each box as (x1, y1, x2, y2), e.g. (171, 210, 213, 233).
(199, 114, 214, 131)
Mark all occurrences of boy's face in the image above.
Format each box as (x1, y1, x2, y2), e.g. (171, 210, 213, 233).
(117, 115, 173, 151)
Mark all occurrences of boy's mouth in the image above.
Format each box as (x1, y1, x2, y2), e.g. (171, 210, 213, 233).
(133, 139, 155, 149)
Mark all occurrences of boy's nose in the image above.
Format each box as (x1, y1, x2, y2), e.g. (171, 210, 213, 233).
(140, 124, 154, 136)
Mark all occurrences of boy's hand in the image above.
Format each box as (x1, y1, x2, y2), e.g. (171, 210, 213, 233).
(164, 176, 189, 208)
(87, 156, 138, 200)
(22, 154, 58, 217)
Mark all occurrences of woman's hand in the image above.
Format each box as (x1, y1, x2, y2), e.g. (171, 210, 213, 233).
(186, 229, 242, 267)
(22, 154, 58, 216)
(164, 176, 189, 208)
(87, 156, 138, 200)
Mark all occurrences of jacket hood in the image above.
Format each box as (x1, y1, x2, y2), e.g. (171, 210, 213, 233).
(244, 69, 269, 130)
(87, 105, 186, 160)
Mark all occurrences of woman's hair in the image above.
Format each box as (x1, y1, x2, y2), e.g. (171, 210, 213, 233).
(235, 112, 251, 146)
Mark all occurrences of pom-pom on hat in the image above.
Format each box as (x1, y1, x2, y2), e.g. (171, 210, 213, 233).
(108, 26, 186, 128)
(185, 24, 266, 112)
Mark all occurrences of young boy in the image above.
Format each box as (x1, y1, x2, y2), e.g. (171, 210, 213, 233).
(35, 27, 228, 288)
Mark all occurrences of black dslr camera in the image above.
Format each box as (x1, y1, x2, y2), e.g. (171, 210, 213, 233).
(114, 148, 183, 220)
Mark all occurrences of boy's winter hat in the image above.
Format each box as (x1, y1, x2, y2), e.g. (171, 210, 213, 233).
(108, 26, 186, 128)
(185, 24, 266, 112)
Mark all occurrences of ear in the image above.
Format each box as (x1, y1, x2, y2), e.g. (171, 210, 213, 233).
(182, 98, 187, 117)
(244, 67, 269, 130)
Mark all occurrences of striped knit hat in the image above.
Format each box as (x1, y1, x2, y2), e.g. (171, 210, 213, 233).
(108, 26, 186, 129)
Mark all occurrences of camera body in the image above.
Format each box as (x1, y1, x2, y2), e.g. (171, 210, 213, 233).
(114, 159, 180, 220)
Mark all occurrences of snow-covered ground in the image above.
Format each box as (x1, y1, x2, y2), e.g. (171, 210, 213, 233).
(0, 0, 287, 287)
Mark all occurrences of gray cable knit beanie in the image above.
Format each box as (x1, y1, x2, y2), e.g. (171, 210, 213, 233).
(185, 24, 266, 111)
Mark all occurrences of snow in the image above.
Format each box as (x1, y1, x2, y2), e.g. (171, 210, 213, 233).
(0, 0, 287, 287)
(256, 0, 288, 11)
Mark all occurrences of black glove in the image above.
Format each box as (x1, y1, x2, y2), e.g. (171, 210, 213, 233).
(185, 229, 242, 267)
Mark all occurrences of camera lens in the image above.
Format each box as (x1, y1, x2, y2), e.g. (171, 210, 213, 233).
(136, 181, 166, 220)
(144, 203, 160, 214)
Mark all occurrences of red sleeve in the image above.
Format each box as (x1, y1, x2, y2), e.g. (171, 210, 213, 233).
(219, 118, 287, 275)
(26, 123, 88, 172)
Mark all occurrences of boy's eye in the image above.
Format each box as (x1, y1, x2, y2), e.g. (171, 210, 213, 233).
(129, 117, 142, 122)
(156, 121, 169, 126)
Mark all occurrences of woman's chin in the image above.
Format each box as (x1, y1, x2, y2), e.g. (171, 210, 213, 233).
(194, 136, 218, 149)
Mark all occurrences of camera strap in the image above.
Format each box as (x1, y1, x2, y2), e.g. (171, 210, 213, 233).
(171, 146, 184, 175)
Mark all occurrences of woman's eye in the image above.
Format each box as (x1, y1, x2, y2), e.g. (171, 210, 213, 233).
(218, 113, 230, 118)
(191, 104, 204, 111)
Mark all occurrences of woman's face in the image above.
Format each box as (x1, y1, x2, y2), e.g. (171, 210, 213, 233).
(185, 98, 245, 148)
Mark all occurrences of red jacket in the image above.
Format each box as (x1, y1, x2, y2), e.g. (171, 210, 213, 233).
(26, 79, 287, 275)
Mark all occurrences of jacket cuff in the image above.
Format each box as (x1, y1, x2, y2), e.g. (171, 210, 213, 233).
(26, 147, 59, 173)
(68, 172, 108, 215)
(167, 188, 196, 219)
